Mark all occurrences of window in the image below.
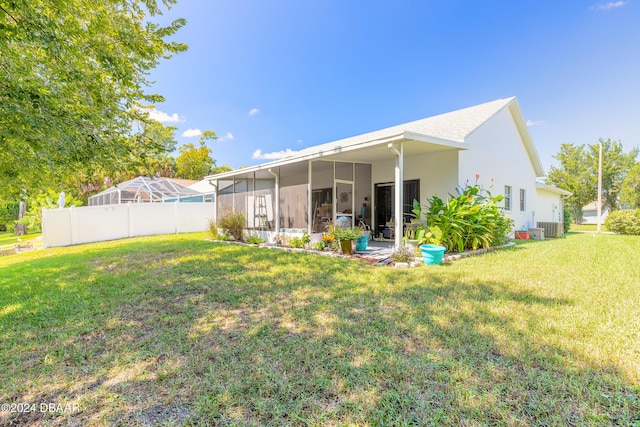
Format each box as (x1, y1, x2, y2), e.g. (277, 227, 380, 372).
(504, 185, 512, 210)
(519, 189, 526, 212)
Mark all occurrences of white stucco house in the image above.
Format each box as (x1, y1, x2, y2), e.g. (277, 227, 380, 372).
(581, 201, 609, 225)
(203, 97, 571, 248)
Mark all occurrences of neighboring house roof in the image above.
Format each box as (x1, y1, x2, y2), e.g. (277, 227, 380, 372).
(582, 201, 608, 212)
(205, 96, 545, 180)
(169, 178, 198, 187)
(188, 180, 217, 194)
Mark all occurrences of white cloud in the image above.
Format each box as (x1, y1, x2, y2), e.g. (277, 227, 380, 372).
(591, 1, 627, 10)
(219, 132, 234, 141)
(249, 108, 260, 117)
(148, 108, 182, 123)
(181, 128, 202, 138)
(296, 139, 304, 144)
(526, 119, 544, 127)
(252, 148, 297, 160)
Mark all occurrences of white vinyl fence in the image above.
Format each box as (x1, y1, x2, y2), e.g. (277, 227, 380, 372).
(42, 203, 215, 248)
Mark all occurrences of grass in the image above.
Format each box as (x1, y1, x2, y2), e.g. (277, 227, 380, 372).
(0, 231, 41, 248)
(1, 232, 639, 426)
(569, 223, 609, 232)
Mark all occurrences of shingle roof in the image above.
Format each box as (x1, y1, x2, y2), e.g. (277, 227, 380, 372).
(289, 97, 515, 159)
(205, 96, 546, 179)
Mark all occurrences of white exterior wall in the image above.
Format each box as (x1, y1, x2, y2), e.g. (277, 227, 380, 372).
(535, 189, 564, 223)
(42, 202, 215, 248)
(371, 149, 459, 203)
(458, 108, 539, 231)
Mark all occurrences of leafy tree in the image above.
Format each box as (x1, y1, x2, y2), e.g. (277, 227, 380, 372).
(588, 139, 637, 211)
(547, 144, 593, 223)
(0, 0, 187, 195)
(620, 162, 640, 208)
(175, 131, 217, 180)
(212, 164, 233, 174)
(548, 140, 638, 222)
(0, 199, 19, 231)
(17, 189, 83, 233)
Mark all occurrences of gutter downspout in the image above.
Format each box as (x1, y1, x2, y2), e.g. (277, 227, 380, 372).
(388, 142, 403, 250)
(268, 168, 280, 236)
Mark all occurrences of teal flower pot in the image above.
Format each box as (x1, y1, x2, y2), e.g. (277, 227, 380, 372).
(420, 244, 446, 265)
(355, 235, 369, 252)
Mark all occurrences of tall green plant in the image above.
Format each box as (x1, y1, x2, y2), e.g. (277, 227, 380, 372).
(416, 180, 511, 252)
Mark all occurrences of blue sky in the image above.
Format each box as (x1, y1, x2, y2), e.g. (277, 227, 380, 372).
(148, 0, 640, 173)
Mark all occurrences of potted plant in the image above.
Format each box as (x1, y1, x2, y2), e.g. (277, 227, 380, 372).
(403, 200, 423, 251)
(334, 226, 364, 255)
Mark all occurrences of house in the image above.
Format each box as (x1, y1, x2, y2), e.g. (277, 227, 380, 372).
(203, 97, 570, 249)
(581, 201, 609, 225)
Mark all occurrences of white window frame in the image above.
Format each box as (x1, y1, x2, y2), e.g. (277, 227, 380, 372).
(504, 185, 512, 211)
(519, 188, 526, 212)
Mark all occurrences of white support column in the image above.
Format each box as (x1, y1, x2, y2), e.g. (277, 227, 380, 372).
(210, 180, 218, 224)
(388, 142, 404, 250)
(308, 160, 313, 235)
(268, 168, 280, 234)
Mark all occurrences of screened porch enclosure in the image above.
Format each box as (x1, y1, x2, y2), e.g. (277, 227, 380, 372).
(212, 161, 372, 234)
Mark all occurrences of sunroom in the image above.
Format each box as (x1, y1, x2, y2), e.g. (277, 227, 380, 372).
(205, 131, 466, 250)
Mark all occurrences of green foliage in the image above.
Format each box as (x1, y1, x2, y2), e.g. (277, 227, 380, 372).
(218, 212, 246, 241)
(390, 246, 414, 263)
(604, 209, 640, 235)
(548, 140, 638, 223)
(16, 190, 82, 233)
(288, 232, 311, 249)
(563, 208, 571, 233)
(415, 181, 512, 253)
(212, 164, 234, 175)
(334, 226, 364, 241)
(208, 218, 220, 240)
(247, 235, 265, 245)
(620, 162, 640, 208)
(547, 144, 593, 223)
(311, 241, 326, 251)
(0, 200, 19, 227)
(175, 134, 217, 180)
(0, 0, 187, 194)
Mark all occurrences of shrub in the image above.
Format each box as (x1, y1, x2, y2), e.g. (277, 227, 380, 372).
(247, 235, 265, 245)
(208, 218, 221, 239)
(605, 209, 640, 235)
(391, 246, 414, 263)
(288, 231, 311, 248)
(311, 241, 325, 251)
(416, 179, 512, 252)
(219, 212, 246, 241)
(563, 208, 571, 233)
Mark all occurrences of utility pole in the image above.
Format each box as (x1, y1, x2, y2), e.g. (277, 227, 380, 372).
(597, 141, 602, 233)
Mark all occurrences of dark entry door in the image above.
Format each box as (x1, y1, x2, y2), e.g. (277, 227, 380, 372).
(374, 180, 420, 238)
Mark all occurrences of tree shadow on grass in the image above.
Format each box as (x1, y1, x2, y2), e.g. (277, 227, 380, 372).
(1, 240, 638, 426)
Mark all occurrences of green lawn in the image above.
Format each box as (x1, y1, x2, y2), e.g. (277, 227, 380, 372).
(0, 231, 41, 248)
(1, 233, 638, 426)
(569, 223, 609, 232)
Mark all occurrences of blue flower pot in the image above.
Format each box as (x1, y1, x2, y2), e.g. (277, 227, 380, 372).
(420, 244, 446, 265)
(355, 235, 369, 252)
